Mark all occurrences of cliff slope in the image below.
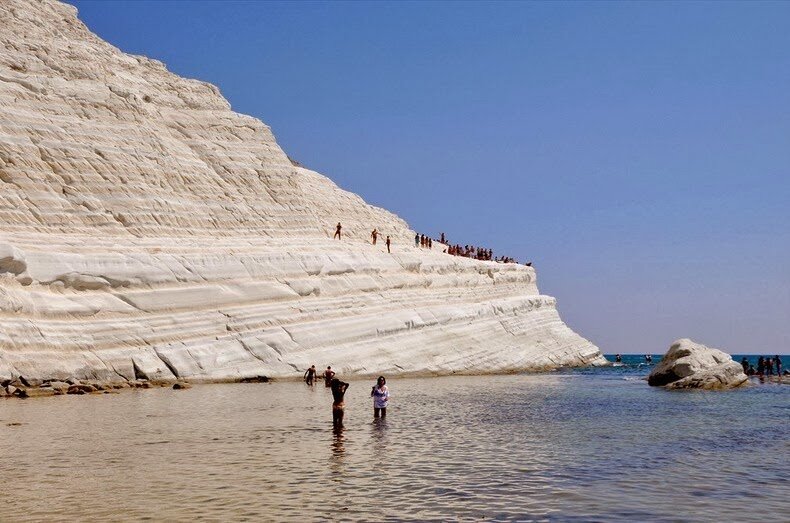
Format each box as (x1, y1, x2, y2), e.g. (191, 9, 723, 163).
(0, 0, 605, 383)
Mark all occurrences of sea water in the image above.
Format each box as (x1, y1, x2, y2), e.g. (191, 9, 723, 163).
(0, 357, 786, 521)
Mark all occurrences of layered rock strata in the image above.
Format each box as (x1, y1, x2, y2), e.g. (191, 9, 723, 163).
(648, 339, 747, 390)
(0, 0, 605, 385)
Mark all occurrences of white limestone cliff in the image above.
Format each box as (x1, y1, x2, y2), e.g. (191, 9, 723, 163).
(0, 0, 605, 385)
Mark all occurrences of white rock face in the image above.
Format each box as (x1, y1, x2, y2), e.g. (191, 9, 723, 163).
(648, 339, 747, 390)
(0, 0, 605, 383)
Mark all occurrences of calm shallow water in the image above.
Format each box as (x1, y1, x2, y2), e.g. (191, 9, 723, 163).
(0, 361, 787, 521)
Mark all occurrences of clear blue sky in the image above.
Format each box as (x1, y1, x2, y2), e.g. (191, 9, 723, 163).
(67, 0, 789, 355)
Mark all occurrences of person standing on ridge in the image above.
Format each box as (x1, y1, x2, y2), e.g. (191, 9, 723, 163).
(386, 235, 391, 253)
(334, 222, 342, 240)
(324, 366, 335, 387)
(371, 228, 378, 245)
(371, 376, 390, 419)
(331, 378, 350, 428)
(440, 232, 445, 244)
(414, 233, 420, 247)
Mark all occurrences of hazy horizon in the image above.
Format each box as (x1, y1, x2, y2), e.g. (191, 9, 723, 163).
(66, 0, 789, 355)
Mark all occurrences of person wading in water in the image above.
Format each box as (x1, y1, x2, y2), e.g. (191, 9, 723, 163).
(334, 222, 342, 240)
(331, 378, 350, 428)
(324, 366, 335, 387)
(371, 376, 390, 419)
(303, 365, 317, 385)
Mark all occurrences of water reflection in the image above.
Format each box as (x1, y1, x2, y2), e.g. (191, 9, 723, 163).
(0, 373, 785, 521)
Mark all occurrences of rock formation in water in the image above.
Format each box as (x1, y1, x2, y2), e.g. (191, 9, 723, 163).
(0, 0, 605, 385)
(648, 339, 747, 390)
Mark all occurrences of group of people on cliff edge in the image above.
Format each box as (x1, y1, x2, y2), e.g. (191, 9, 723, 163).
(334, 222, 528, 265)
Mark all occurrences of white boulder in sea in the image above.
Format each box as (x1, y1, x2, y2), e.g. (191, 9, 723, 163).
(648, 339, 747, 390)
(0, 0, 606, 386)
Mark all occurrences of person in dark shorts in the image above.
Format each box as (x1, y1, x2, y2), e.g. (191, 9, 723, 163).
(334, 222, 342, 239)
(324, 366, 335, 387)
(304, 365, 317, 385)
(331, 378, 350, 428)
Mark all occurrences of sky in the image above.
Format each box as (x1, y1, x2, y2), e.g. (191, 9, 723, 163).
(66, 0, 789, 355)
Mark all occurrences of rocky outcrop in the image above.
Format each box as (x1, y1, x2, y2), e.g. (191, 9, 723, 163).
(0, 0, 605, 387)
(648, 339, 747, 390)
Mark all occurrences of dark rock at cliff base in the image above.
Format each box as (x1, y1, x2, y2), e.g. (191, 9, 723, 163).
(240, 376, 269, 383)
(648, 339, 747, 390)
(67, 384, 96, 395)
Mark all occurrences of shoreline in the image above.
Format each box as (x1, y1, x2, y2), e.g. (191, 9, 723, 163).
(1, 361, 613, 400)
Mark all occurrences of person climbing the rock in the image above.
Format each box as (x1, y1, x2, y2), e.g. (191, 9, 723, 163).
(334, 222, 342, 240)
(371, 228, 378, 245)
(304, 364, 317, 385)
(331, 378, 350, 428)
(324, 366, 335, 387)
(371, 375, 389, 419)
(386, 235, 391, 253)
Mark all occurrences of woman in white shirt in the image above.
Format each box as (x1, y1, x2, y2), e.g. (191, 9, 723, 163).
(371, 376, 389, 419)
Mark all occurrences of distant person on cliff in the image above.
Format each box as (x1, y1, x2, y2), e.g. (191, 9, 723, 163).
(371, 376, 390, 419)
(440, 232, 445, 244)
(386, 236, 391, 253)
(304, 365, 317, 385)
(371, 228, 379, 245)
(324, 366, 335, 387)
(331, 378, 350, 428)
(334, 223, 342, 240)
(428, 238, 432, 249)
(741, 357, 749, 373)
